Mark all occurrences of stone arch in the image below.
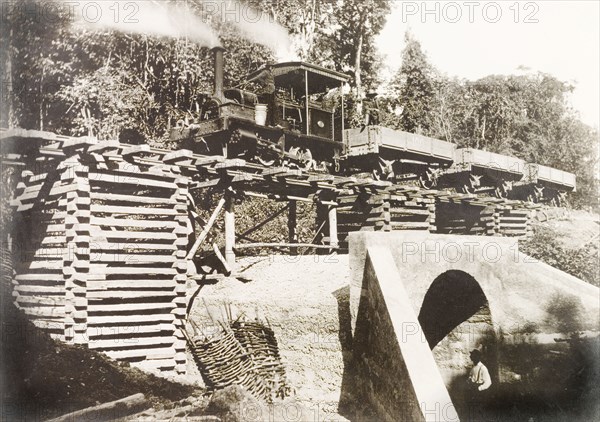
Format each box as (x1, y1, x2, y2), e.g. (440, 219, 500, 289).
(417, 270, 497, 390)
(418, 270, 491, 349)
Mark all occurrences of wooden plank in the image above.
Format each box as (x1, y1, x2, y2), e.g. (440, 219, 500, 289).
(87, 314, 176, 325)
(86, 279, 177, 290)
(386, 221, 431, 229)
(215, 159, 246, 169)
(87, 323, 173, 335)
(88, 266, 178, 275)
(188, 156, 225, 168)
(308, 174, 335, 182)
(162, 149, 193, 164)
(88, 173, 175, 189)
(90, 242, 177, 252)
(86, 290, 175, 299)
(90, 204, 182, 216)
(18, 260, 63, 270)
(85, 303, 176, 312)
(120, 144, 150, 156)
(91, 254, 176, 264)
(190, 178, 221, 190)
(91, 192, 177, 205)
(15, 273, 64, 282)
(31, 319, 64, 330)
(104, 347, 176, 360)
(14, 276, 64, 286)
(21, 306, 65, 318)
(20, 250, 65, 262)
(15, 295, 65, 306)
(134, 359, 176, 371)
(90, 216, 181, 229)
(89, 231, 177, 241)
(88, 332, 177, 350)
(497, 223, 528, 228)
(261, 167, 292, 176)
(390, 208, 430, 216)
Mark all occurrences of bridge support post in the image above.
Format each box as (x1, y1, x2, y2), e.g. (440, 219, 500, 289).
(328, 205, 339, 249)
(288, 200, 298, 255)
(224, 192, 236, 268)
(315, 203, 328, 254)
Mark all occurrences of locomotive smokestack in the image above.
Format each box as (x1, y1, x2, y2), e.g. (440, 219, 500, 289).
(212, 46, 226, 101)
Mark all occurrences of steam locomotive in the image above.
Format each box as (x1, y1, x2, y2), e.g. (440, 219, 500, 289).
(170, 47, 576, 206)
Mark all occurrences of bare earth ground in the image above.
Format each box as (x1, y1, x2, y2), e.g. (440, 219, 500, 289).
(188, 254, 351, 421)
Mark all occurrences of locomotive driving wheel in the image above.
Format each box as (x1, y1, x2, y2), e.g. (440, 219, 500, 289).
(286, 146, 315, 171)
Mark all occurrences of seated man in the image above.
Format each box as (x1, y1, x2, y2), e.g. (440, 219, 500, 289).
(364, 91, 381, 126)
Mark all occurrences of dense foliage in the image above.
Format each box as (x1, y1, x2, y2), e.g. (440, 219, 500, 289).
(0, 0, 597, 209)
(520, 226, 599, 287)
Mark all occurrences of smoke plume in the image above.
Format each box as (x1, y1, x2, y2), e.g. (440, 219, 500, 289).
(201, 0, 296, 60)
(69, 1, 221, 47)
(64, 0, 296, 58)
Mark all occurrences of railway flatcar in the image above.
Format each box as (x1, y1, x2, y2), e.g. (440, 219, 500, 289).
(342, 126, 455, 188)
(510, 163, 576, 206)
(438, 148, 527, 197)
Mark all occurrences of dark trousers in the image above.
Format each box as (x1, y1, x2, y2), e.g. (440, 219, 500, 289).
(464, 383, 492, 421)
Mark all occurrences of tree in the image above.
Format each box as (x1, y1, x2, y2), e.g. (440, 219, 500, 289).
(391, 32, 437, 134)
(323, 1, 391, 90)
(263, 0, 334, 61)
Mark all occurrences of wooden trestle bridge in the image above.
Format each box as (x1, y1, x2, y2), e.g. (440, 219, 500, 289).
(1, 128, 540, 374)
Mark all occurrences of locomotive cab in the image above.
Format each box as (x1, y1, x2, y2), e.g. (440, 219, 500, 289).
(170, 47, 349, 171)
(244, 62, 348, 141)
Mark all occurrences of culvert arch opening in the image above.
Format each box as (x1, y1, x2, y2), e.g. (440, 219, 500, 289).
(418, 270, 491, 350)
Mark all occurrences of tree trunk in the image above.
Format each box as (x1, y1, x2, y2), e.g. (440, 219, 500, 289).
(354, 32, 363, 97)
(4, 26, 16, 128)
(39, 65, 44, 131)
(47, 394, 148, 422)
(479, 115, 486, 149)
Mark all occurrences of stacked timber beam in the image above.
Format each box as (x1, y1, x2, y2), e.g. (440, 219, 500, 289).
(334, 187, 389, 250)
(334, 184, 436, 249)
(386, 187, 436, 232)
(494, 206, 533, 238)
(11, 163, 73, 338)
(4, 131, 189, 375)
(434, 192, 535, 237)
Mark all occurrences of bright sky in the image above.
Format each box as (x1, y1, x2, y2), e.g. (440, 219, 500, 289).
(377, 0, 600, 129)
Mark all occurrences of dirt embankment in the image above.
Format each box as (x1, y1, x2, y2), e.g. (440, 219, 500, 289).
(0, 294, 198, 421)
